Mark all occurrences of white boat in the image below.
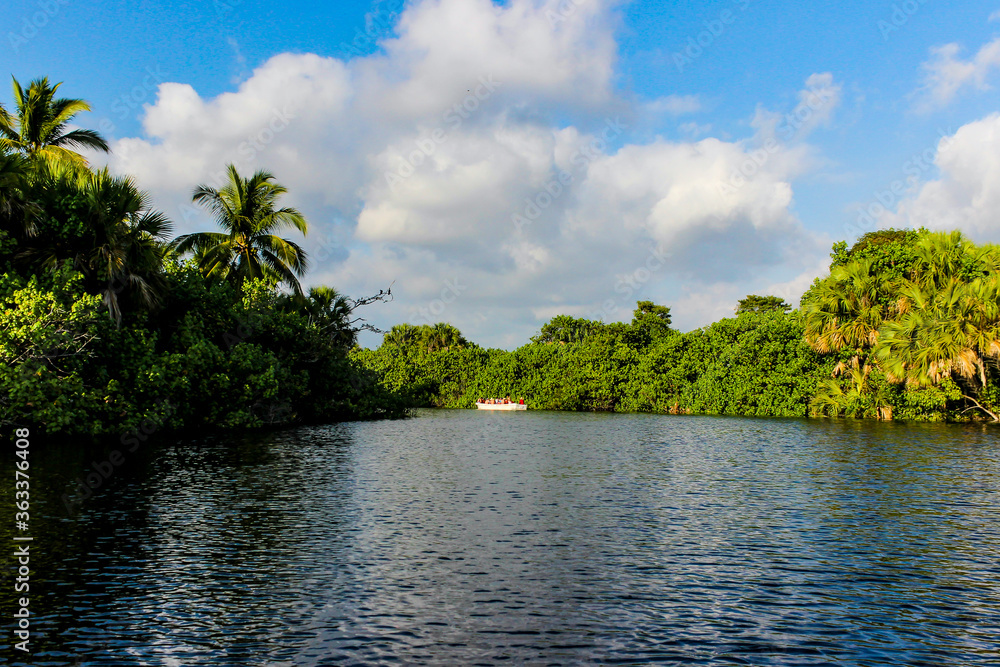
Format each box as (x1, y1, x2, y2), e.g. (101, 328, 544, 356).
(475, 401, 527, 411)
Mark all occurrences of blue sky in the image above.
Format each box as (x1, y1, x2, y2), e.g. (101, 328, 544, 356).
(5, 0, 1000, 347)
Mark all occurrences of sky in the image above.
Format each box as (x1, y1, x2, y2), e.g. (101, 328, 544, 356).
(4, 0, 1000, 348)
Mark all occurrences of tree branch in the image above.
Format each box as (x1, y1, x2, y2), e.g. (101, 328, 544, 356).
(961, 394, 999, 422)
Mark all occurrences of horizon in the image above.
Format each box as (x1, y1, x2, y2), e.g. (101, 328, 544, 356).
(6, 0, 1000, 348)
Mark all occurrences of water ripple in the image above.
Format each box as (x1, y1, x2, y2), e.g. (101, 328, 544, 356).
(4, 412, 999, 665)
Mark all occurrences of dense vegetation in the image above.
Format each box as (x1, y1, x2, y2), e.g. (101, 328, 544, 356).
(355, 232, 1000, 423)
(5, 76, 999, 438)
(1, 77, 404, 441)
(803, 229, 1000, 421)
(354, 303, 828, 417)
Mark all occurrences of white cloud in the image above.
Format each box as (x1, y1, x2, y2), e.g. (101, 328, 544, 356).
(226, 36, 250, 84)
(110, 53, 354, 213)
(751, 72, 842, 143)
(881, 113, 1000, 239)
(915, 37, 1000, 110)
(644, 94, 702, 115)
(678, 122, 712, 139)
(102, 0, 835, 347)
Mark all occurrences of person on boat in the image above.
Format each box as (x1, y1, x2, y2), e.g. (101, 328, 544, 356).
(518, 398, 525, 405)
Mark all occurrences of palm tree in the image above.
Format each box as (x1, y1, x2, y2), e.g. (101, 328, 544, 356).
(802, 256, 905, 419)
(283, 285, 356, 347)
(532, 315, 600, 344)
(172, 165, 309, 295)
(423, 323, 466, 352)
(812, 357, 895, 420)
(802, 258, 894, 355)
(12, 165, 172, 324)
(0, 149, 35, 238)
(0, 77, 109, 169)
(383, 324, 421, 349)
(83, 169, 173, 325)
(875, 277, 1000, 421)
(870, 232, 1000, 421)
(805, 230, 1000, 421)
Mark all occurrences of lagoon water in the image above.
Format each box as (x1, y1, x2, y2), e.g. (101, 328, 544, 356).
(9, 410, 1000, 665)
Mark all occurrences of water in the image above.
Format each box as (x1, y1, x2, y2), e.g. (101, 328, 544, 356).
(5, 410, 1000, 665)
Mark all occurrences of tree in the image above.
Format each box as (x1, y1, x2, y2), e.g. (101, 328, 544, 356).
(283, 285, 356, 347)
(736, 295, 791, 314)
(172, 165, 309, 295)
(0, 77, 109, 169)
(81, 169, 173, 325)
(380, 323, 466, 354)
(805, 230, 1000, 421)
(10, 165, 171, 325)
(801, 258, 894, 355)
(625, 300, 673, 348)
(0, 150, 36, 251)
(383, 323, 422, 349)
(423, 323, 466, 353)
(831, 228, 923, 265)
(873, 233, 1000, 421)
(532, 315, 602, 344)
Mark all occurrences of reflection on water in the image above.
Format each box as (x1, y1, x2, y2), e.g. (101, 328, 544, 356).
(3, 412, 999, 665)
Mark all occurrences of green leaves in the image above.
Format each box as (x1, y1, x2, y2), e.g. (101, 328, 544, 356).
(382, 322, 468, 355)
(735, 294, 791, 315)
(356, 307, 824, 418)
(0, 268, 107, 433)
(0, 77, 403, 438)
(0, 77, 109, 169)
(806, 230, 1000, 421)
(1, 261, 406, 437)
(176, 165, 309, 295)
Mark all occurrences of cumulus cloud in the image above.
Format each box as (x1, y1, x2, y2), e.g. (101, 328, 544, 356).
(915, 36, 1000, 110)
(881, 114, 1000, 239)
(102, 0, 836, 346)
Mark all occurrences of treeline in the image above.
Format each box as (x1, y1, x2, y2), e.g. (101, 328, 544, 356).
(353, 301, 827, 417)
(1, 77, 405, 440)
(355, 230, 1000, 422)
(5, 76, 999, 435)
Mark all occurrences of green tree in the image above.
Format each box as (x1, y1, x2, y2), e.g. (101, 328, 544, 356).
(172, 165, 309, 295)
(0, 150, 35, 239)
(383, 323, 423, 349)
(801, 258, 894, 356)
(82, 169, 173, 325)
(0, 77, 109, 169)
(281, 285, 356, 347)
(532, 314, 602, 344)
(805, 230, 1000, 421)
(873, 233, 1000, 421)
(736, 294, 791, 314)
(13, 166, 172, 325)
(425, 322, 466, 352)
